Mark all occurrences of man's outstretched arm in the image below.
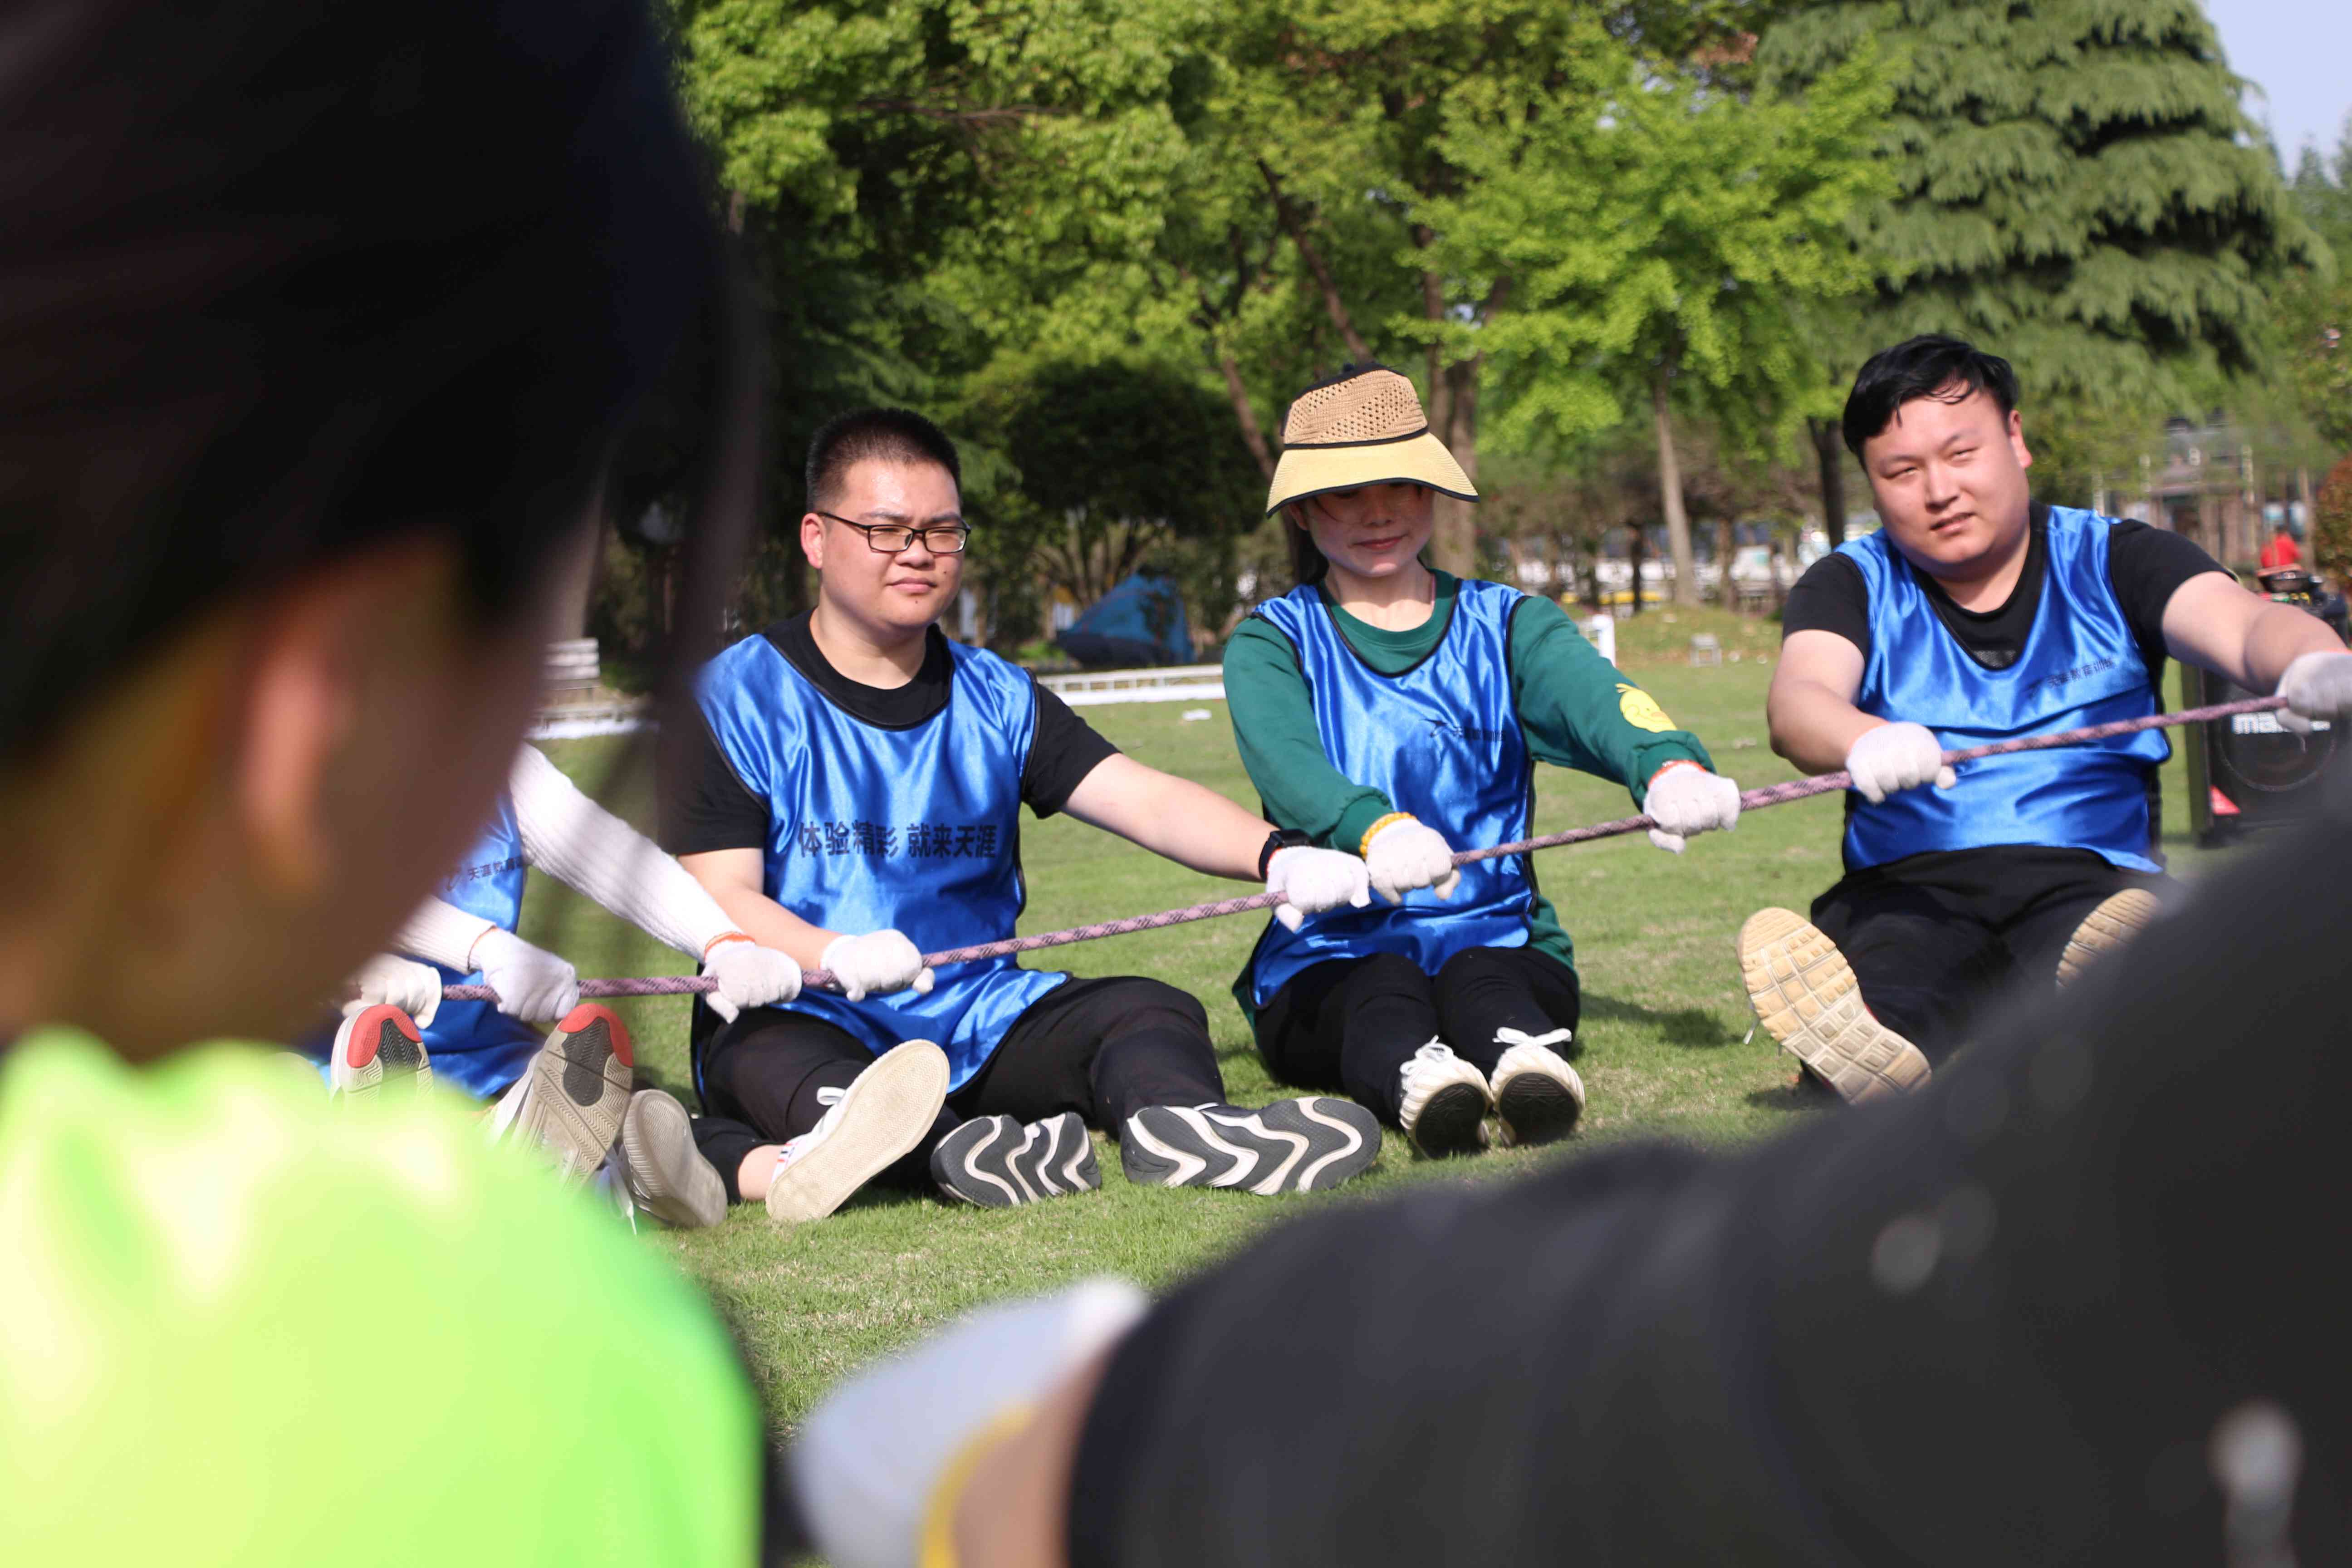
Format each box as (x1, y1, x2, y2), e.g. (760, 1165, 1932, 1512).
(2161, 572, 2348, 709)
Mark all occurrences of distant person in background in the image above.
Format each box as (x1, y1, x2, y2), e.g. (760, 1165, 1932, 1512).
(663, 407, 1387, 1225)
(0, 0, 778, 1562)
(1221, 365, 1741, 1158)
(2261, 520, 2302, 571)
(1749, 334, 2352, 1101)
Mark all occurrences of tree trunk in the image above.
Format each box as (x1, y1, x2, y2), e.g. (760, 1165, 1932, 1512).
(1430, 358, 1480, 578)
(1714, 516, 1735, 608)
(1809, 417, 1848, 546)
(1653, 365, 1699, 607)
(1627, 523, 1645, 616)
(1216, 352, 1276, 481)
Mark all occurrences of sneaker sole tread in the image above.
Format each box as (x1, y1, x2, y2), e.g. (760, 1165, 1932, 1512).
(2055, 887, 2161, 988)
(934, 1113, 1100, 1208)
(1122, 1098, 1381, 1195)
(1738, 907, 1930, 1105)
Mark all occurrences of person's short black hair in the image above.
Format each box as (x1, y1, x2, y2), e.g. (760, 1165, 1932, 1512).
(0, 0, 725, 765)
(1842, 334, 2022, 459)
(805, 408, 962, 513)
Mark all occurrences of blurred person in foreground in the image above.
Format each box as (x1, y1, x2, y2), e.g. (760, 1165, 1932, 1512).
(0, 1, 776, 1562)
(663, 408, 1387, 1223)
(783, 782, 2352, 1568)
(1743, 334, 2352, 1101)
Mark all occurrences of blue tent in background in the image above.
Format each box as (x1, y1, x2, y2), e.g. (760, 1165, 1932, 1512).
(1056, 570, 1192, 668)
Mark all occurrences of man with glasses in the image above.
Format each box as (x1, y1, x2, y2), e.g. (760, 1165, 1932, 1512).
(663, 407, 1386, 1222)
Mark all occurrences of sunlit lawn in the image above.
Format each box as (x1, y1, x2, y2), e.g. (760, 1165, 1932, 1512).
(530, 607, 2233, 1430)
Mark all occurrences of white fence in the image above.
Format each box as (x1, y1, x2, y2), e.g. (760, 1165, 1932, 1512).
(1037, 663, 1226, 707)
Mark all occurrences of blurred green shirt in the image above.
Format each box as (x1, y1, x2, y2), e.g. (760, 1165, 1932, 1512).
(0, 1029, 762, 1566)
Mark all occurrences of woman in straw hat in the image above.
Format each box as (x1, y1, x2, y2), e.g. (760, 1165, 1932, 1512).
(1223, 365, 1744, 1155)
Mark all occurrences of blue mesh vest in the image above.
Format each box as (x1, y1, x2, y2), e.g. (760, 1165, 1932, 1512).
(1244, 579, 1537, 1007)
(413, 797, 544, 1098)
(1842, 506, 2166, 874)
(693, 631, 1068, 1091)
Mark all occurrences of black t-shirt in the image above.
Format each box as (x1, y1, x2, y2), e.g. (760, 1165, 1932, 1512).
(658, 613, 1121, 857)
(1780, 502, 2226, 682)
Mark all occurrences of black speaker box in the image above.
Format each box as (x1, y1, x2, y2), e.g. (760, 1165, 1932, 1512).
(2183, 662, 2344, 846)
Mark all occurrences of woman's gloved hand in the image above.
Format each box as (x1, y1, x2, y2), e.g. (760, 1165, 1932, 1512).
(1642, 761, 1741, 853)
(1362, 815, 1461, 904)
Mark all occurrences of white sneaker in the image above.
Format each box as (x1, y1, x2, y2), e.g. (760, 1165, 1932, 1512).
(1489, 1030, 1584, 1147)
(765, 1040, 950, 1225)
(328, 1004, 432, 1100)
(1397, 1039, 1491, 1157)
(616, 1088, 727, 1229)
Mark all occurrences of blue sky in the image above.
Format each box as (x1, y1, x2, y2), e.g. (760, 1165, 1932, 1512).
(2206, 0, 2352, 168)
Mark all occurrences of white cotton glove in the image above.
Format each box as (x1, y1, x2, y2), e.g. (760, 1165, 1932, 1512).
(1642, 762, 1742, 853)
(789, 1278, 1150, 1568)
(821, 931, 936, 1003)
(1264, 845, 1372, 932)
(699, 939, 803, 1023)
(1362, 816, 1461, 903)
(471, 927, 580, 1022)
(1844, 721, 1956, 804)
(2277, 649, 2352, 734)
(344, 954, 441, 1029)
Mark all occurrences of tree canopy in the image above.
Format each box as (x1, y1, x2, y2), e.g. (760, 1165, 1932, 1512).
(1760, 0, 2320, 406)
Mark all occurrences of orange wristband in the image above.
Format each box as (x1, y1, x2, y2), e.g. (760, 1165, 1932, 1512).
(700, 930, 753, 960)
(1647, 759, 1707, 787)
(1358, 811, 1416, 859)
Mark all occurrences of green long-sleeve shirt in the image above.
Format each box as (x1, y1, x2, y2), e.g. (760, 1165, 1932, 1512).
(1223, 573, 1713, 975)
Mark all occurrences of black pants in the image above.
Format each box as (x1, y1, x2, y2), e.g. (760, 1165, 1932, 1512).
(1809, 846, 2172, 1062)
(1256, 946, 1582, 1127)
(691, 975, 1223, 1200)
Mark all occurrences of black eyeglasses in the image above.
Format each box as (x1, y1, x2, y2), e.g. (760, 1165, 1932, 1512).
(815, 511, 972, 554)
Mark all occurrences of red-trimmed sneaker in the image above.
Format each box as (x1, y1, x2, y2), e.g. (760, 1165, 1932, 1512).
(328, 1004, 432, 1099)
(493, 1003, 635, 1182)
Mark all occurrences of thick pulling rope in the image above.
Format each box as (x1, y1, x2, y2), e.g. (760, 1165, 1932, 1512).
(437, 695, 2287, 1004)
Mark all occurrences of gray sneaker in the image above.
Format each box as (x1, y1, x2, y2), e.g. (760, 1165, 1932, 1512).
(616, 1088, 726, 1229)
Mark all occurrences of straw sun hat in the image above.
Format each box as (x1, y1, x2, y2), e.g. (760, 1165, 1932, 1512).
(1264, 363, 1478, 516)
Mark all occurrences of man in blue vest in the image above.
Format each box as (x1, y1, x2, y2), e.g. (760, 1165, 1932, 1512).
(1744, 335, 2352, 1101)
(664, 407, 1387, 1221)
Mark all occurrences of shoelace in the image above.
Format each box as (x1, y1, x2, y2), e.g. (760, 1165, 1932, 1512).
(1401, 1038, 1460, 1086)
(1494, 1026, 1573, 1054)
(778, 1085, 851, 1171)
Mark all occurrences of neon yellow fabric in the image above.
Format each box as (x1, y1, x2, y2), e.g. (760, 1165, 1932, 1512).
(0, 1029, 762, 1566)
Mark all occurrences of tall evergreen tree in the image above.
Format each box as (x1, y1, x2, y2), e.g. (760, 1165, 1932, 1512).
(1760, 0, 2319, 507)
(2278, 123, 2350, 453)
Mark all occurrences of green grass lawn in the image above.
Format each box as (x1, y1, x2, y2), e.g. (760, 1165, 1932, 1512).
(526, 624, 2233, 1432)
